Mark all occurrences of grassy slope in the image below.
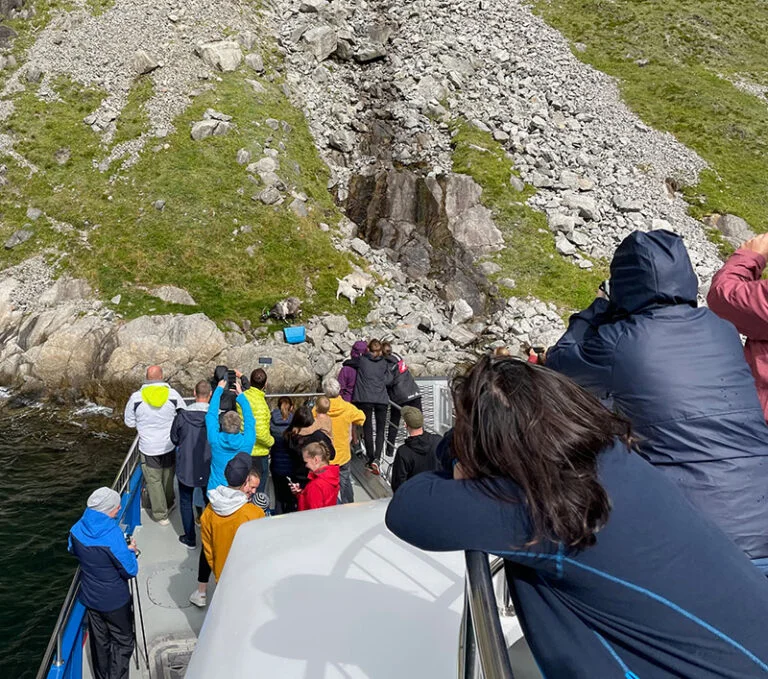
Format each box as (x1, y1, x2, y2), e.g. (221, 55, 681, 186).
(0, 65, 371, 326)
(452, 121, 606, 311)
(534, 0, 768, 234)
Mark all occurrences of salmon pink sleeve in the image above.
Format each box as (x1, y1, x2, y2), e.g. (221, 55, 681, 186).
(708, 250, 768, 340)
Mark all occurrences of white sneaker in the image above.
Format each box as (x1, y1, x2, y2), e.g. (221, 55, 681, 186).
(157, 518, 170, 526)
(189, 590, 207, 608)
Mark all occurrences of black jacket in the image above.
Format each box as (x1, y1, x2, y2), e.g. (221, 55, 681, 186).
(285, 428, 336, 486)
(171, 403, 211, 488)
(391, 432, 441, 492)
(386, 353, 421, 406)
(349, 353, 393, 404)
(547, 230, 768, 559)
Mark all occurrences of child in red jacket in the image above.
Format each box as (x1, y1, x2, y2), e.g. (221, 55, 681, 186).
(290, 442, 340, 510)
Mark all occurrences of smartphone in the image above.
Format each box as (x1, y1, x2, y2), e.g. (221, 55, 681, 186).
(599, 279, 611, 298)
(286, 476, 293, 485)
(227, 369, 237, 390)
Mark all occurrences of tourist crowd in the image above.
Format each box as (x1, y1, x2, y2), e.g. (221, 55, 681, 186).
(70, 228, 768, 678)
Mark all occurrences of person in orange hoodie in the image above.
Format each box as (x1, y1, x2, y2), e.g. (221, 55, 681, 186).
(190, 453, 264, 607)
(290, 442, 340, 511)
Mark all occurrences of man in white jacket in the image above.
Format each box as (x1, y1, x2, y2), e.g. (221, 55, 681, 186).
(124, 365, 185, 525)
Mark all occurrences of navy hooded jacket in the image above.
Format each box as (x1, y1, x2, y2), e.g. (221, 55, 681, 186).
(547, 230, 768, 559)
(69, 507, 138, 612)
(386, 442, 768, 679)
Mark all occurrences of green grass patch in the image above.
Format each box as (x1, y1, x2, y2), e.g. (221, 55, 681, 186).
(451, 121, 606, 311)
(85, 0, 114, 15)
(112, 76, 153, 145)
(0, 70, 371, 327)
(533, 0, 768, 239)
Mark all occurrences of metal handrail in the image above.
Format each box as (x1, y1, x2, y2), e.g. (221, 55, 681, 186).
(461, 551, 516, 679)
(36, 434, 142, 679)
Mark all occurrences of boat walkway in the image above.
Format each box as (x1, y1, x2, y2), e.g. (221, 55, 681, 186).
(81, 464, 375, 679)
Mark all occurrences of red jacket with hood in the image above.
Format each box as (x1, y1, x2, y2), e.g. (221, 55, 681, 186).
(298, 464, 340, 510)
(707, 249, 768, 420)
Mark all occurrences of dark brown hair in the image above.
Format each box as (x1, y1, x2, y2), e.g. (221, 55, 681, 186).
(367, 338, 382, 354)
(284, 405, 314, 443)
(451, 356, 632, 549)
(250, 368, 267, 390)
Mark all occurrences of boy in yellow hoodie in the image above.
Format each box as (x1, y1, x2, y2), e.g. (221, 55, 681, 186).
(191, 454, 264, 607)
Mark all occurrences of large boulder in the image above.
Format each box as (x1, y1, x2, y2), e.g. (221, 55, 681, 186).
(705, 213, 755, 248)
(39, 276, 92, 306)
(103, 314, 227, 390)
(195, 41, 243, 72)
(25, 316, 115, 388)
(444, 174, 503, 254)
(0, 277, 21, 339)
(221, 344, 316, 393)
(302, 26, 337, 61)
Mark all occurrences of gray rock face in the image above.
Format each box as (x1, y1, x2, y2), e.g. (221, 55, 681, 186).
(104, 313, 227, 387)
(300, 0, 328, 12)
(303, 26, 337, 61)
(289, 197, 309, 217)
(150, 285, 197, 306)
(443, 175, 504, 254)
(25, 316, 114, 389)
(236, 149, 251, 165)
(555, 234, 577, 256)
(195, 41, 243, 72)
(706, 213, 755, 248)
(224, 344, 316, 393)
(328, 129, 354, 153)
(4, 229, 33, 250)
(562, 193, 599, 221)
(131, 50, 159, 75)
(39, 276, 92, 307)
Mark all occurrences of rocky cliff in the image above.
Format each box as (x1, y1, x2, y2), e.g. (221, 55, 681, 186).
(0, 0, 753, 400)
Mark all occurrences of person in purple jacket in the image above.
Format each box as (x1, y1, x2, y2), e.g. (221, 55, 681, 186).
(387, 356, 768, 678)
(338, 340, 368, 402)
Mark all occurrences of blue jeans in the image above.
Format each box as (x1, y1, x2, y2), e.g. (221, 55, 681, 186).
(251, 455, 269, 495)
(338, 462, 353, 504)
(178, 481, 197, 544)
(752, 558, 768, 576)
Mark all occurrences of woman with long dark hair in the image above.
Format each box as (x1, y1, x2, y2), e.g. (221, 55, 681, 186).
(386, 357, 768, 678)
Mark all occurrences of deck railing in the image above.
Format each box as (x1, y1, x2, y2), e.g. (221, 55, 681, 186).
(36, 438, 144, 679)
(38, 378, 519, 679)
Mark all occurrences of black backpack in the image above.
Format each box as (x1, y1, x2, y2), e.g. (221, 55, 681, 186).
(388, 354, 421, 405)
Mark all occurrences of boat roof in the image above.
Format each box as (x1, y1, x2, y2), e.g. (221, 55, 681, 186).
(186, 499, 467, 679)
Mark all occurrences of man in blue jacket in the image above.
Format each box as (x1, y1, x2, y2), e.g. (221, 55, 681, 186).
(547, 229, 768, 569)
(69, 487, 138, 679)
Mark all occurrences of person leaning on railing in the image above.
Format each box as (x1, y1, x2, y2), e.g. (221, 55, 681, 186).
(68, 488, 138, 679)
(386, 357, 768, 679)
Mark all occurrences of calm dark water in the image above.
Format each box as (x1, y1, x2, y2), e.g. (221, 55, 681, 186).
(0, 400, 133, 679)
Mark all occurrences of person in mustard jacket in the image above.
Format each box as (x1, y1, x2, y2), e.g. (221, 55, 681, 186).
(241, 368, 274, 494)
(190, 454, 264, 606)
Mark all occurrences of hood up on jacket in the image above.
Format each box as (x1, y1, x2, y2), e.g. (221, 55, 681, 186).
(213, 365, 228, 383)
(141, 382, 171, 408)
(208, 486, 249, 516)
(610, 230, 698, 315)
(351, 340, 368, 359)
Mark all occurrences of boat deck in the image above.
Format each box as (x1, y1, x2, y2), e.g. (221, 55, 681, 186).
(81, 471, 374, 679)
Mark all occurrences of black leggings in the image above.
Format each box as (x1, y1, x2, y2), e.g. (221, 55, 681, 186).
(197, 492, 211, 584)
(358, 402, 388, 464)
(272, 474, 298, 515)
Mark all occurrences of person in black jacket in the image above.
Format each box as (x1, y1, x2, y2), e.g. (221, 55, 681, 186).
(281, 406, 336, 512)
(390, 406, 440, 491)
(69, 488, 139, 679)
(269, 396, 295, 515)
(347, 339, 393, 475)
(387, 357, 768, 678)
(171, 380, 212, 549)
(547, 229, 768, 568)
(381, 342, 422, 457)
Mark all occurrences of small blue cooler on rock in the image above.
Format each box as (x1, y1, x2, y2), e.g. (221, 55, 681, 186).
(283, 326, 306, 344)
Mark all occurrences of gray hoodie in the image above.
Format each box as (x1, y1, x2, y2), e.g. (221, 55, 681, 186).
(207, 486, 249, 517)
